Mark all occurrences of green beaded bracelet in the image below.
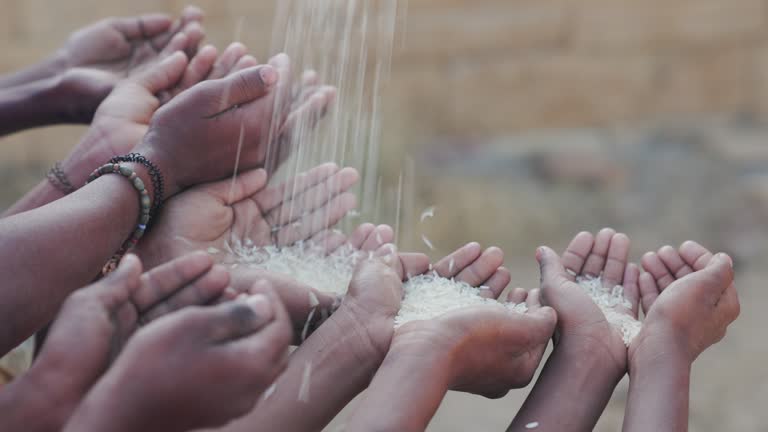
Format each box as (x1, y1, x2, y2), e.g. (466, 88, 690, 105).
(86, 163, 153, 275)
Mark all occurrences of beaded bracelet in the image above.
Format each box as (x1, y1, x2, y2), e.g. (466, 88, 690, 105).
(46, 162, 76, 195)
(109, 153, 165, 220)
(86, 163, 152, 275)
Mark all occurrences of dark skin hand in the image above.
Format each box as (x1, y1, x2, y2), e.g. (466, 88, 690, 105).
(64, 280, 292, 432)
(0, 252, 231, 432)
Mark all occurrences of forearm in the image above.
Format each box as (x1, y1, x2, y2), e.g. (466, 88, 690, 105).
(0, 77, 72, 136)
(509, 340, 624, 432)
(62, 371, 144, 432)
(0, 53, 65, 89)
(2, 178, 66, 218)
(0, 365, 72, 432)
(0, 167, 152, 355)
(221, 304, 388, 432)
(347, 345, 452, 432)
(623, 351, 691, 432)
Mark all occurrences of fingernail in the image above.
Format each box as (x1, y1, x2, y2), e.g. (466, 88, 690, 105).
(259, 66, 277, 86)
(246, 294, 273, 320)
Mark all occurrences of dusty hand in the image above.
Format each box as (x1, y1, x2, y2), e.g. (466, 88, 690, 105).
(392, 243, 556, 398)
(633, 242, 739, 365)
(537, 228, 640, 377)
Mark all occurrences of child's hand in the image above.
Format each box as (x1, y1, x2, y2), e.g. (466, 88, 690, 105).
(0, 252, 229, 432)
(134, 53, 335, 196)
(64, 281, 291, 432)
(632, 242, 739, 366)
(537, 228, 639, 377)
(392, 243, 556, 399)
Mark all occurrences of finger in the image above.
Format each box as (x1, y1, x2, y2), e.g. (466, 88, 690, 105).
(132, 251, 214, 311)
(433, 242, 482, 278)
(269, 53, 294, 119)
(456, 246, 505, 287)
(232, 55, 259, 73)
(310, 230, 347, 254)
(537, 246, 571, 295)
(479, 266, 511, 300)
(255, 163, 340, 211)
(187, 293, 276, 343)
(638, 272, 660, 314)
(507, 288, 528, 304)
(700, 253, 735, 301)
(207, 65, 278, 113)
(399, 252, 431, 280)
(561, 231, 595, 281)
(527, 288, 542, 310)
(93, 254, 144, 307)
(582, 228, 615, 277)
(181, 5, 206, 24)
(179, 21, 205, 58)
(641, 252, 676, 290)
(112, 14, 172, 39)
(280, 87, 337, 143)
(149, 6, 204, 50)
(265, 167, 359, 226)
(275, 193, 357, 246)
(203, 168, 269, 204)
(175, 44, 218, 94)
(622, 263, 641, 317)
(140, 264, 230, 323)
(679, 240, 714, 271)
(160, 32, 189, 57)
(303, 69, 319, 86)
(716, 282, 740, 323)
(209, 42, 247, 80)
(348, 223, 376, 249)
(602, 233, 630, 288)
(361, 225, 394, 251)
(137, 51, 189, 94)
(658, 245, 694, 279)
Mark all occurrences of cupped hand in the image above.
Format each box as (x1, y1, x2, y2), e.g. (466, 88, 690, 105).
(632, 241, 739, 365)
(62, 42, 258, 186)
(391, 243, 556, 399)
(135, 53, 337, 195)
(28, 252, 229, 430)
(537, 228, 640, 376)
(136, 163, 358, 336)
(55, 7, 206, 122)
(64, 280, 292, 432)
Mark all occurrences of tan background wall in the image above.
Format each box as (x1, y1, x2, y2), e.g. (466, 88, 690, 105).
(1, 1, 767, 431)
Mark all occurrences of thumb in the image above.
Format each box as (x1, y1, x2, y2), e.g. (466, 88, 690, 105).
(204, 168, 268, 204)
(181, 295, 275, 344)
(536, 246, 570, 293)
(699, 253, 735, 299)
(207, 65, 278, 111)
(137, 51, 189, 94)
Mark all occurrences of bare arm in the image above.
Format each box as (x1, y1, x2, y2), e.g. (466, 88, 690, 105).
(0, 76, 83, 137)
(0, 165, 154, 355)
(0, 54, 65, 90)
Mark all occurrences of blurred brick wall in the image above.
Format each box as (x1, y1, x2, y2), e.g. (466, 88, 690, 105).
(1, 0, 767, 201)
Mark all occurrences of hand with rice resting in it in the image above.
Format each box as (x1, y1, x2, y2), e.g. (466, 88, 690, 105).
(346, 243, 557, 432)
(510, 228, 640, 431)
(0, 253, 235, 432)
(135, 162, 355, 340)
(622, 241, 739, 432)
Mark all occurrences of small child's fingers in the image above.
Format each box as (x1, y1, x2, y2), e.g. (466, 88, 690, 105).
(112, 14, 173, 40)
(658, 245, 693, 279)
(622, 263, 641, 317)
(269, 167, 359, 227)
(361, 225, 394, 251)
(140, 264, 230, 323)
(93, 254, 144, 306)
(209, 42, 247, 80)
(507, 287, 528, 305)
(527, 288, 543, 310)
(679, 240, 714, 271)
(582, 228, 615, 277)
(399, 252, 431, 280)
(716, 283, 740, 324)
(348, 223, 376, 249)
(202, 294, 277, 343)
(179, 22, 205, 58)
(456, 246, 505, 287)
(255, 163, 339, 212)
(641, 252, 675, 290)
(160, 32, 189, 57)
(275, 194, 357, 246)
(132, 252, 213, 311)
(561, 231, 595, 280)
(434, 242, 482, 278)
(282, 87, 337, 140)
(302, 69, 319, 86)
(136, 51, 189, 94)
(175, 44, 217, 94)
(232, 55, 259, 73)
(638, 272, 660, 314)
(310, 230, 347, 254)
(478, 267, 511, 300)
(602, 233, 630, 288)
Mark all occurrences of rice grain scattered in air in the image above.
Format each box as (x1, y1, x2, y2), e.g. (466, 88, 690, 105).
(298, 362, 312, 402)
(262, 383, 277, 401)
(421, 234, 435, 250)
(207, 247, 221, 254)
(420, 206, 436, 222)
(525, 422, 540, 429)
(301, 308, 317, 342)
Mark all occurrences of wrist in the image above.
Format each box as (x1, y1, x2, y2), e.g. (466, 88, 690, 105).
(0, 365, 74, 432)
(629, 335, 692, 375)
(556, 332, 627, 380)
(327, 300, 394, 366)
(134, 139, 181, 197)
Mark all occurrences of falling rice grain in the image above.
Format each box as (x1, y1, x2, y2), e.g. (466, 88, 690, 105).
(262, 383, 277, 401)
(301, 308, 317, 342)
(421, 234, 435, 251)
(298, 362, 312, 402)
(207, 247, 221, 255)
(420, 206, 436, 222)
(308, 291, 320, 307)
(525, 422, 539, 429)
